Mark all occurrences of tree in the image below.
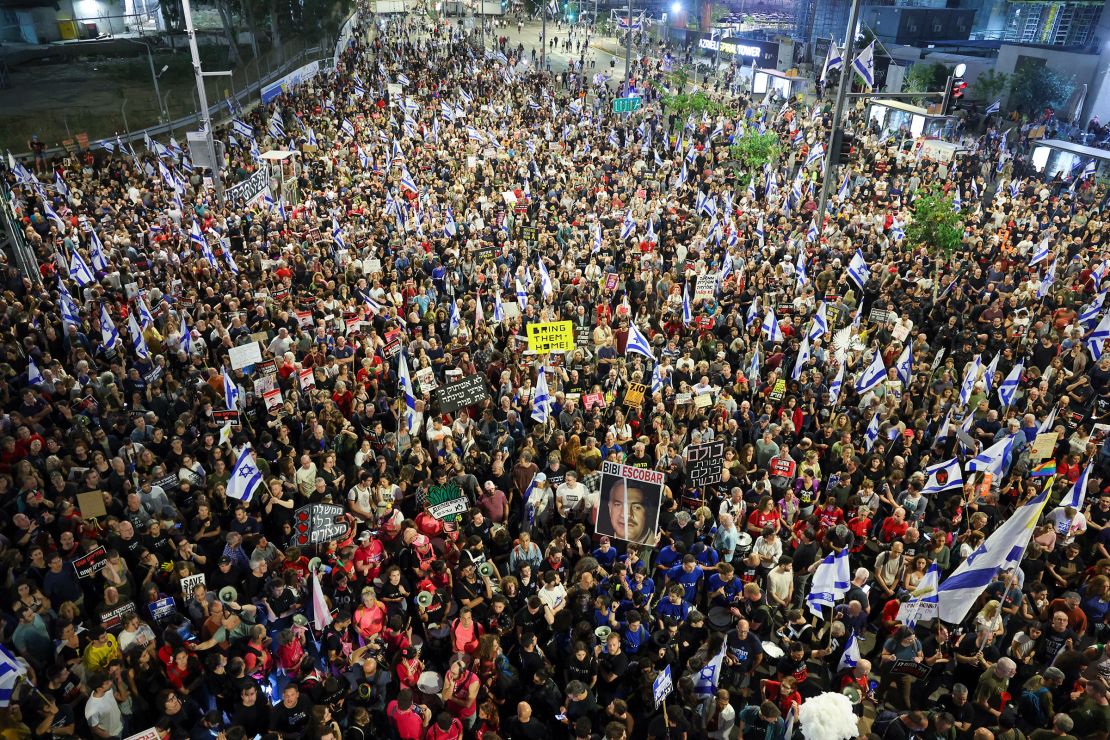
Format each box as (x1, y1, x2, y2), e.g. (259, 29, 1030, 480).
(974, 69, 1008, 104)
(903, 62, 949, 106)
(728, 130, 780, 183)
(1008, 63, 1074, 115)
(905, 187, 963, 296)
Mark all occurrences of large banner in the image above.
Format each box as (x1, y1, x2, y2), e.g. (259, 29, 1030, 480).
(596, 461, 664, 547)
(685, 440, 725, 487)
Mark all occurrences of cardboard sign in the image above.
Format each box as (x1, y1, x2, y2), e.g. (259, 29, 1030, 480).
(675, 392, 692, 405)
(769, 378, 787, 402)
(686, 440, 725, 486)
(100, 601, 136, 631)
(434, 375, 490, 413)
(73, 546, 109, 579)
(527, 320, 575, 354)
(383, 337, 403, 359)
(298, 368, 316, 390)
(502, 302, 521, 320)
(179, 573, 206, 595)
(694, 274, 717, 302)
(212, 410, 240, 425)
(1030, 432, 1059, 461)
(869, 308, 896, 325)
(297, 310, 314, 328)
(125, 728, 163, 740)
(77, 490, 108, 519)
(415, 366, 438, 391)
(263, 387, 283, 412)
(228, 342, 263, 370)
(625, 383, 648, 408)
(769, 457, 797, 479)
(293, 503, 351, 546)
(575, 324, 591, 347)
(604, 273, 618, 291)
(426, 482, 468, 520)
(583, 392, 606, 411)
(889, 659, 930, 679)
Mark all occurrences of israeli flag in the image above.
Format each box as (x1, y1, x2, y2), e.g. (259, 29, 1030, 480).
(1081, 159, 1097, 180)
(890, 217, 905, 242)
(397, 352, 417, 433)
(532, 365, 552, 424)
(982, 353, 1000, 398)
(493, 291, 505, 324)
(694, 643, 727, 698)
(958, 354, 981, 406)
(593, 223, 603, 253)
(128, 314, 150, 361)
(444, 206, 457, 237)
(620, 210, 636, 241)
(852, 41, 876, 88)
(88, 230, 110, 272)
(42, 201, 66, 232)
(796, 253, 809, 289)
(227, 445, 263, 503)
(899, 563, 941, 628)
(537, 259, 554, 299)
(332, 219, 345, 250)
(761, 309, 784, 342)
(984, 100, 1000, 116)
(838, 174, 851, 201)
(828, 363, 845, 405)
(821, 39, 843, 82)
(998, 363, 1022, 408)
(69, 249, 95, 287)
(59, 284, 81, 328)
(1037, 257, 1057, 299)
(400, 166, 418, 194)
(99, 303, 119, 350)
(838, 631, 860, 672)
(625, 322, 656, 362)
(515, 279, 528, 312)
(180, 320, 196, 356)
(809, 302, 829, 344)
(755, 216, 765, 244)
(682, 284, 693, 326)
(864, 413, 881, 452)
(893, 343, 912, 386)
(651, 362, 666, 396)
(937, 491, 1049, 624)
(966, 436, 1014, 478)
(806, 142, 825, 168)
(396, 73, 411, 86)
(676, 161, 688, 188)
(748, 348, 761, 385)
(854, 351, 887, 395)
(806, 220, 819, 243)
(1087, 311, 1110, 361)
(1029, 237, 1050, 266)
(952, 192, 962, 213)
(806, 548, 851, 618)
(449, 300, 461, 336)
(608, 130, 621, 149)
(922, 458, 963, 495)
(792, 336, 812, 381)
(846, 249, 870, 291)
(26, 356, 43, 387)
(1082, 293, 1108, 328)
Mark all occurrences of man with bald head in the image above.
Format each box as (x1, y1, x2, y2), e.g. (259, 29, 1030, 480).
(505, 700, 548, 739)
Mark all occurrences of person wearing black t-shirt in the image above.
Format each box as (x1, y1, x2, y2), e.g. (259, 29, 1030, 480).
(270, 683, 312, 739)
(935, 684, 975, 739)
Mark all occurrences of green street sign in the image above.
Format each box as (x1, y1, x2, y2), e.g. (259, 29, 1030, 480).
(612, 96, 643, 114)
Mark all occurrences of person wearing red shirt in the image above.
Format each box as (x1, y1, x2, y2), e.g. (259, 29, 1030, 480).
(386, 689, 432, 740)
(846, 507, 872, 554)
(747, 497, 782, 536)
(352, 532, 386, 582)
(760, 676, 803, 719)
(440, 655, 480, 729)
(879, 509, 909, 544)
(816, 501, 845, 540)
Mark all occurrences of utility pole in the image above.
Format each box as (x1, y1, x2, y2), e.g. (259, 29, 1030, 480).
(542, 2, 547, 68)
(181, 0, 225, 206)
(623, 0, 632, 95)
(814, 0, 862, 231)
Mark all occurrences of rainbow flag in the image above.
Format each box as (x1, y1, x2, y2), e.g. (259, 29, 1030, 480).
(1030, 459, 1056, 478)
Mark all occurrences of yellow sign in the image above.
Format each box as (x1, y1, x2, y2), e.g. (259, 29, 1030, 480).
(625, 383, 647, 407)
(527, 320, 575, 354)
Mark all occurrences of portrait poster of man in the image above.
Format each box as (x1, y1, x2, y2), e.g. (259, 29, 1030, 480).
(595, 461, 664, 547)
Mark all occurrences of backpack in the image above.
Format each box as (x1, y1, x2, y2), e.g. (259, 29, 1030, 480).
(1018, 686, 1050, 728)
(872, 709, 900, 739)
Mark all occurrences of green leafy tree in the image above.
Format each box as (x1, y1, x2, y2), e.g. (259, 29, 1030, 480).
(903, 62, 948, 106)
(1008, 63, 1074, 115)
(728, 130, 780, 183)
(974, 69, 1008, 104)
(906, 186, 962, 257)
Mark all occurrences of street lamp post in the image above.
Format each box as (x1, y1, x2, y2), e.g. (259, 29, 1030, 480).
(120, 38, 168, 122)
(181, 0, 225, 205)
(814, 0, 862, 231)
(623, 0, 632, 94)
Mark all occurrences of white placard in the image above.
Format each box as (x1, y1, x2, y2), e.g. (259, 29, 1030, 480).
(228, 342, 263, 370)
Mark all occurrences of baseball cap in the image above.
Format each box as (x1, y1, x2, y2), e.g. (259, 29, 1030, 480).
(535, 473, 546, 482)
(413, 534, 430, 548)
(218, 556, 232, 566)
(358, 531, 371, 542)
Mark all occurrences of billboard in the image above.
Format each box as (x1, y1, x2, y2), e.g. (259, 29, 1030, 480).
(596, 461, 664, 547)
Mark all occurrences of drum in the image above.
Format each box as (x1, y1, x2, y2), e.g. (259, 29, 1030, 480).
(427, 622, 451, 641)
(761, 641, 785, 659)
(416, 670, 443, 706)
(708, 606, 735, 631)
(734, 532, 753, 559)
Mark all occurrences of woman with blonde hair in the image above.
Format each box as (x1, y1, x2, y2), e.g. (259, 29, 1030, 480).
(974, 599, 1005, 649)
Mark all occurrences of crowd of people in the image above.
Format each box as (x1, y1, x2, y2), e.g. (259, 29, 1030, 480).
(1, 5, 1110, 740)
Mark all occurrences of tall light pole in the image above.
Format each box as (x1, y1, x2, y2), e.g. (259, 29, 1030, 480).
(814, 0, 862, 231)
(542, 1, 547, 68)
(120, 38, 169, 122)
(181, 0, 225, 205)
(623, 0, 632, 94)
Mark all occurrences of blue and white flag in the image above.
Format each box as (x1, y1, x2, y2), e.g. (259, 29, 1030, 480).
(532, 365, 552, 424)
(1087, 311, 1110, 361)
(806, 548, 851, 618)
(898, 563, 941, 628)
(922, 458, 963, 495)
(937, 491, 1049, 623)
(854, 351, 887, 395)
(227, 445, 263, 502)
(894, 343, 912, 386)
(838, 174, 851, 201)
(852, 41, 876, 87)
(821, 39, 843, 82)
(761, 309, 784, 342)
(444, 206, 457, 237)
(232, 117, 254, 140)
(88, 230, 110, 272)
(0, 643, 28, 707)
(397, 352, 417, 433)
(515, 279, 528, 311)
(651, 362, 666, 397)
(694, 642, 727, 697)
(838, 631, 860, 672)
(620, 210, 636, 241)
(748, 348, 761, 386)
(99, 303, 119, 350)
(128, 313, 149, 361)
(69, 249, 95, 287)
(846, 249, 869, 290)
(864, 413, 881, 452)
(537, 259, 554, 299)
(984, 100, 1000, 116)
(828, 363, 844, 405)
(593, 223, 603, 253)
(682, 284, 693, 326)
(958, 354, 981, 406)
(449, 300, 461, 336)
(223, 369, 239, 410)
(966, 436, 1014, 478)
(1081, 159, 1097, 181)
(792, 336, 811, 381)
(493, 291, 505, 324)
(796, 251, 809, 288)
(26, 356, 43, 387)
(755, 216, 764, 244)
(180, 320, 196, 356)
(1061, 462, 1092, 511)
(998, 363, 1023, 408)
(399, 166, 418, 194)
(1029, 237, 1050, 266)
(331, 219, 345, 250)
(625, 322, 656, 362)
(805, 142, 825, 168)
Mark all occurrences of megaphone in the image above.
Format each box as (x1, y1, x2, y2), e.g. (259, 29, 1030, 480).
(478, 562, 494, 578)
(308, 557, 323, 574)
(594, 626, 612, 640)
(219, 586, 238, 603)
(842, 684, 862, 705)
(416, 590, 434, 608)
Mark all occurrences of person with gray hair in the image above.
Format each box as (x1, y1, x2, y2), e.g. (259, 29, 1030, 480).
(975, 657, 1017, 724)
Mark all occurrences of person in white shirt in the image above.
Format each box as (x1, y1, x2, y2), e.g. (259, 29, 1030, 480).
(700, 688, 737, 740)
(1046, 505, 1087, 547)
(537, 570, 567, 617)
(555, 471, 589, 523)
(347, 471, 374, 522)
(85, 670, 128, 740)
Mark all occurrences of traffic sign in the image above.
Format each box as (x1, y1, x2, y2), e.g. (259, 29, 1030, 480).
(612, 96, 642, 114)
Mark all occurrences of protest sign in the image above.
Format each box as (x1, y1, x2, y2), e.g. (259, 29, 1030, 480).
(228, 342, 263, 370)
(583, 392, 605, 411)
(263, 387, 283, 413)
(596, 462, 664, 547)
(686, 440, 725, 486)
(298, 368, 316, 390)
(1030, 432, 1059, 461)
(624, 383, 647, 408)
(653, 665, 673, 708)
(77, 490, 107, 519)
(73, 546, 108, 579)
(426, 482, 468, 520)
(148, 597, 176, 622)
(180, 573, 206, 595)
(527, 321, 575, 354)
(434, 375, 490, 413)
(693, 274, 717, 302)
(293, 503, 351, 546)
(212, 410, 239, 425)
(769, 457, 797, 479)
(415, 366, 438, 391)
